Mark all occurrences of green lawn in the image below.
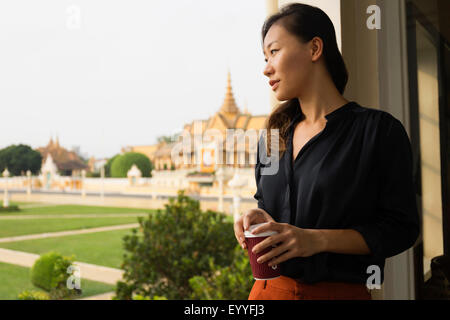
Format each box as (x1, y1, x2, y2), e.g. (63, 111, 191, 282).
(0, 229, 135, 269)
(0, 261, 115, 300)
(0, 216, 143, 238)
(0, 203, 154, 216)
(0, 203, 148, 299)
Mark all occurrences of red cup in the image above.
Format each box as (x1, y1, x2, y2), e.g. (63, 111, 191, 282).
(244, 222, 281, 280)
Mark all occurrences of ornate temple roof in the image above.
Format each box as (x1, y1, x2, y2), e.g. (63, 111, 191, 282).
(37, 137, 88, 173)
(219, 71, 240, 115)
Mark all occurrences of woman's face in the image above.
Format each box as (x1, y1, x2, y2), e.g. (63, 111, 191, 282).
(263, 23, 313, 101)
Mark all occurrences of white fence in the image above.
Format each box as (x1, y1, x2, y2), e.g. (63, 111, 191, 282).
(0, 167, 257, 199)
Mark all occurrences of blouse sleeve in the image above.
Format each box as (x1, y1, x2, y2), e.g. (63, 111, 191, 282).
(352, 117, 420, 259)
(253, 136, 266, 211)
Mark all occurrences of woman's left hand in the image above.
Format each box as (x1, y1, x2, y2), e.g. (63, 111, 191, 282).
(250, 221, 326, 267)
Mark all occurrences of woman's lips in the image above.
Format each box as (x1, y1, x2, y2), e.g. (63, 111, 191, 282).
(270, 80, 280, 90)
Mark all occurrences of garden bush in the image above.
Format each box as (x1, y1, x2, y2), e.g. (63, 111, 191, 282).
(110, 152, 152, 178)
(31, 251, 79, 299)
(115, 190, 238, 300)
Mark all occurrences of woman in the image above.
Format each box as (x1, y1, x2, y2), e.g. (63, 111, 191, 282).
(233, 3, 420, 300)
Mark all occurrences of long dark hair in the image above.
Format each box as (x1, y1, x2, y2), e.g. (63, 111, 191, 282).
(262, 3, 348, 158)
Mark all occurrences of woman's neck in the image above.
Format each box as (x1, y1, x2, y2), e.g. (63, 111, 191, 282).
(296, 74, 348, 125)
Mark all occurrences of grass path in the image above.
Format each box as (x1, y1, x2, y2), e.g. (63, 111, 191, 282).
(0, 223, 139, 243)
(0, 217, 142, 238)
(0, 213, 147, 220)
(0, 203, 154, 216)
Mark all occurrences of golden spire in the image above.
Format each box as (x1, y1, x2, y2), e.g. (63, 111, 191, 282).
(219, 70, 240, 114)
(49, 136, 54, 148)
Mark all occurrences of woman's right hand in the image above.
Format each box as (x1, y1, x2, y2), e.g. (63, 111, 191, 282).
(234, 208, 275, 250)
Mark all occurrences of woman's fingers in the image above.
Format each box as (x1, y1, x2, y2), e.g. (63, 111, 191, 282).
(243, 208, 267, 230)
(242, 211, 253, 231)
(233, 217, 244, 245)
(235, 208, 273, 250)
(256, 242, 291, 265)
(250, 221, 283, 235)
(252, 233, 279, 253)
(266, 249, 294, 267)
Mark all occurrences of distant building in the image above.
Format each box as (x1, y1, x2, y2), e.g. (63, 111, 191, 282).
(36, 137, 88, 176)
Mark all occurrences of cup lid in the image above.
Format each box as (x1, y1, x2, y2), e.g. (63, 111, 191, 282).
(244, 222, 278, 238)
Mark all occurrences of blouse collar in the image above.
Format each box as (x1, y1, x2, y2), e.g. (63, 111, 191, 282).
(288, 101, 355, 131)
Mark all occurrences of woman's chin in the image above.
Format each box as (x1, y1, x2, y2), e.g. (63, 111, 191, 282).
(274, 91, 291, 102)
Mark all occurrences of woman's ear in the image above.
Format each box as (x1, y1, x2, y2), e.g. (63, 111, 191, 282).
(310, 37, 324, 62)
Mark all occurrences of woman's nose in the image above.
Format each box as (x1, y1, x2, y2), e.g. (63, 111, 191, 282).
(263, 62, 274, 77)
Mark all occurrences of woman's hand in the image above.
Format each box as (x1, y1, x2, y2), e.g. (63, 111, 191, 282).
(234, 208, 275, 250)
(250, 222, 326, 267)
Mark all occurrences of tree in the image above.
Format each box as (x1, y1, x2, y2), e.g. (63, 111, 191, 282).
(110, 152, 153, 178)
(0, 144, 42, 176)
(115, 190, 237, 300)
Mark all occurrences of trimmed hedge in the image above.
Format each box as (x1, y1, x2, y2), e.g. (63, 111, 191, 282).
(31, 252, 74, 293)
(110, 152, 152, 178)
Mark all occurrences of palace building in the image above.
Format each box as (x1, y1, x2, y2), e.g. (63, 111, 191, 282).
(124, 71, 269, 173)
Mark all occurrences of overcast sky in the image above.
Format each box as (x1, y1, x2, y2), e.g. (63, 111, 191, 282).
(0, 0, 269, 159)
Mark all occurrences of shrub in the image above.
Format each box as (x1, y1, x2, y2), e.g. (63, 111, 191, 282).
(17, 290, 50, 300)
(110, 152, 153, 178)
(31, 252, 79, 299)
(188, 245, 254, 300)
(115, 190, 237, 300)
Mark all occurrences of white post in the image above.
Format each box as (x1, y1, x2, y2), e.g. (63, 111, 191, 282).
(26, 170, 32, 197)
(100, 166, 105, 201)
(81, 169, 86, 198)
(3, 168, 10, 208)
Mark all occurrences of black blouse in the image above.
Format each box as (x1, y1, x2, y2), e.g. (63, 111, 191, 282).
(254, 101, 420, 284)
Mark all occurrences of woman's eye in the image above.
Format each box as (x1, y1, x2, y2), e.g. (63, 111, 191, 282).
(264, 50, 278, 62)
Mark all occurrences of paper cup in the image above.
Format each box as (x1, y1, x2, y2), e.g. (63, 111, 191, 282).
(244, 222, 281, 280)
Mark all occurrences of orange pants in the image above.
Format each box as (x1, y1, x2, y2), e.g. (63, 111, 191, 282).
(248, 276, 372, 300)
